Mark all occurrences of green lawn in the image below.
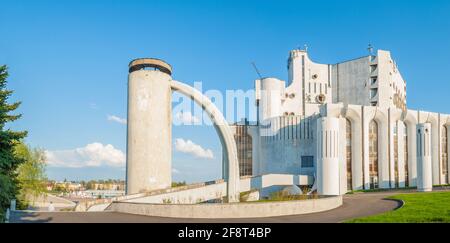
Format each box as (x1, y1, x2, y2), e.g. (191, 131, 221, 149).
(346, 191, 450, 223)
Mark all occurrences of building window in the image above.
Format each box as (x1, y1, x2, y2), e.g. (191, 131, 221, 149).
(404, 124, 409, 187)
(346, 119, 352, 191)
(370, 88, 378, 99)
(442, 126, 448, 184)
(301, 156, 314, 168)
(369, 120, 379, 189)
(394, 123, 399, 188)
(234, 125, 253, 176)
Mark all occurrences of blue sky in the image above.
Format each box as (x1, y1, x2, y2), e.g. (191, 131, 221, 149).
(1, 0, 450, 182)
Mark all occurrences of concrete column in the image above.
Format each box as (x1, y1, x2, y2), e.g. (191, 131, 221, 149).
(417, 123, 433, 192)
(351, 120, 363, 190)
(126, 59, 173, 194)
(406, 122, 417, 187)
(447, 125, 450, 184)
(362, 118, 370, 189)
(431, 122, 440, 185)
(317, 117, 340, 195)
(339, 118, 347, 193)
(378, 118, 390, 189)
(248, 127, 261, 176)
(259, 78, 282, 123)
(397, 121, 406, 187)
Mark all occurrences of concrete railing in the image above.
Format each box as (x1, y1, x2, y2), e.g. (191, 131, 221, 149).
(122, 174, 312, 205)
(76, 179, 225, 211)
(81, 174, 313, 212)
(109, 196, 342, 218)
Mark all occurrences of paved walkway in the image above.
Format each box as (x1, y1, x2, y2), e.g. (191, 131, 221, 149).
(10, 191, 404, 223)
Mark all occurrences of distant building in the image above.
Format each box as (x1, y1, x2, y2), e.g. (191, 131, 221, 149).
(82, 190, 125, 199)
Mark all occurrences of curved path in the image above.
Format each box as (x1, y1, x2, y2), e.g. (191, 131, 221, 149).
(10, 191, 402, 223)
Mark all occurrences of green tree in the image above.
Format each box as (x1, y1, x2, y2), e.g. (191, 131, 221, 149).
(0, 65, 27, 221)
(15, 143, 48, 208)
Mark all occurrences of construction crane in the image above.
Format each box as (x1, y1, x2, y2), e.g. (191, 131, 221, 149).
(251, 62, 263, 79)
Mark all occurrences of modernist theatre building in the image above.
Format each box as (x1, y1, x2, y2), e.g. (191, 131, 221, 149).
(233, 48, 450, 195)
(125, 48, 447, 202)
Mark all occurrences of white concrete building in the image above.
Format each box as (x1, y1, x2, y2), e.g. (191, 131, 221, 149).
(125, 49, 449, 202)
(232, 48, 450, 195)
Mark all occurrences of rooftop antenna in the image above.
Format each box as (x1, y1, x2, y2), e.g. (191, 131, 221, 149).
(251, 62, 263, 79)
(367, 43, 374, 55)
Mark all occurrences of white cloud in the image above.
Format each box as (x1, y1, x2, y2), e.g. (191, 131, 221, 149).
(107, 115, 127, 125)
(45, 143, 126, 168)
(174, 138, 214, 160)
(174, 111, 200, 125)
(172, 168, 181, 174)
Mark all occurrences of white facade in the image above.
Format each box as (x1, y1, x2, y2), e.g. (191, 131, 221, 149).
(236, 48, 450, 195)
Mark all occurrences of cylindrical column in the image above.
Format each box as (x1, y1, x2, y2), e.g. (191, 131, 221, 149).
(126, 58, 172, 194)
(259, 77, 282, 123)
(317, 117, 340, 196)
(416, 123, 432, 192)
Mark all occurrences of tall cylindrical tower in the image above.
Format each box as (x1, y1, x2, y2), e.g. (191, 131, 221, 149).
(416, 123, 432, 192)
(126, 58, 172, 194)
(317, 117, 340, 196)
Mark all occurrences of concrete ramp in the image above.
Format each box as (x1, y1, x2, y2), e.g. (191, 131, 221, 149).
(86, 174, 312, 211)
(120, 174, 312, 206)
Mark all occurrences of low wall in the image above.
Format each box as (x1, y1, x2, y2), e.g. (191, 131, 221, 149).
(109, 196, 342, 218)
(122, 174, 312, 205)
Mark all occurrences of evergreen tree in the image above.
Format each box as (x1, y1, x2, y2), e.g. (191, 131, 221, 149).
(0, 65, 27, 220)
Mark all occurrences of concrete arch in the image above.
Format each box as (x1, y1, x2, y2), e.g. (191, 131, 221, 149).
(343, 105, 363, 190)
(419, 112, 440, 184)
(170, 80, 240, 202)
(444, 116, 450, 127)
(401, 110, 418, 187)
(388, 108, 404, 188)
(362, 107, 389, 189)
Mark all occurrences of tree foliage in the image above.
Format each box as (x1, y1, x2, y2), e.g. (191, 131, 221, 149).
(0, 65, 27, 221)
(15, 143, 48, 208)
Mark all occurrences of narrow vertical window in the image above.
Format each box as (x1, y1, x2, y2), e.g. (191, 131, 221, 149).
(442, 126, 448, 184)
(404, 124, 409, 187)
(369, 120, 379, 189)
(346, 119, 352, 191)
(394, 123, 399, 188)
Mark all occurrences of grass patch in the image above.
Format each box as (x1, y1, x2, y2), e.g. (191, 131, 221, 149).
(254, 191, 321, 203)
(348, 187, 417, 194)
(346, 191, 450, 223)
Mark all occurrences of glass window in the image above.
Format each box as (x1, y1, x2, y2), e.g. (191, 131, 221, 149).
(394, 123, 399, 188)
(301, 156, 314, 168)
(370, 88, 378, 99)
(346, 119, 352, 191)
(404, 124, 409, 187)
(369, 120, 379, 189)
(442, 126, 448, 184)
